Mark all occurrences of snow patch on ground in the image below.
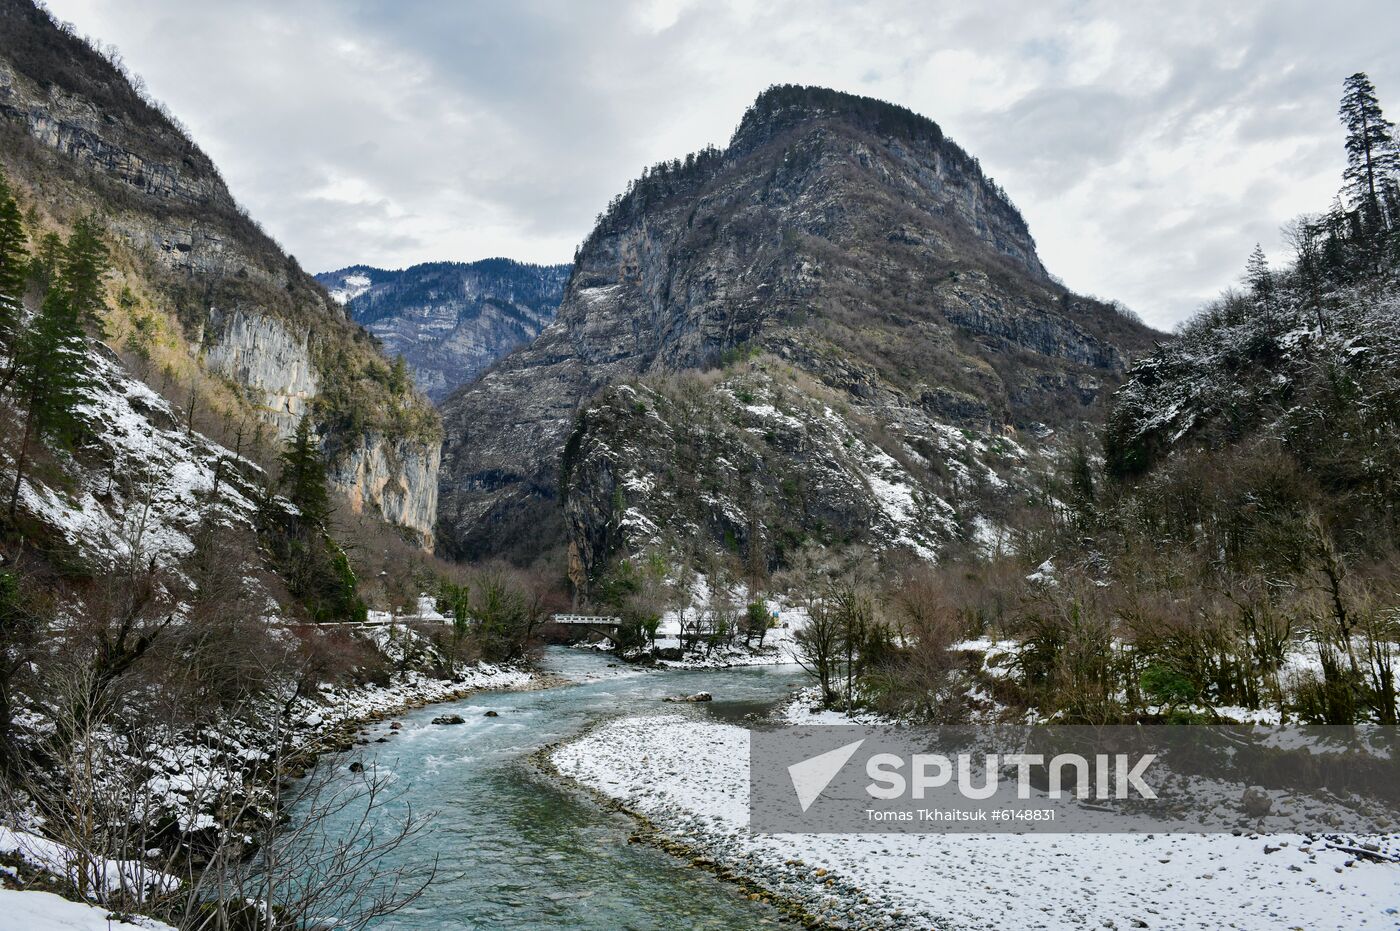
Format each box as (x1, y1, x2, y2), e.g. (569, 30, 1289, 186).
(743, 402, 806, 431)
(0, 888, 176, 931)
(857, 443, 947, 560)
(553, 716, 1400, 931)
(327, 272, 372, 305)
(577, 284, 621, 305)
(0, 827, 178, 901)
(778, 686, 891, 725)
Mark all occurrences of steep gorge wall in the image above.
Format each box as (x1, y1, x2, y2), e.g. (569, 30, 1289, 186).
(331, 433, 441, 550)
(0, 1, 440, 547)
(202, 307, 319, 437)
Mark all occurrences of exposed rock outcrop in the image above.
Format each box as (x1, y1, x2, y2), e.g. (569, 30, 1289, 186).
(202, 307, 319, 437)
(438, 84, 1158, 573)
(330, 432, 441, 549)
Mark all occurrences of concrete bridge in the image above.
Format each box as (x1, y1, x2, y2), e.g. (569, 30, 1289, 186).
(551, 613, 625, 643)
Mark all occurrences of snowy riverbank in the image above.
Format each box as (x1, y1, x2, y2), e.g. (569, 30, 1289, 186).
(289, 660, 539, 749)
(552, 714, 1400, 930)
(0, 886, 177, 931)
(0, 659, 543, 927)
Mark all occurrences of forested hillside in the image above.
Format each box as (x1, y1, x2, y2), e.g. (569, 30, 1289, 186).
(785, 73, 1400, 728)
(316, 259, 568, 402)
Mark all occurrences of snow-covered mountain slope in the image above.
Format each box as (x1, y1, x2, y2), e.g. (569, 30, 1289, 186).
(325, 270, 372, 305)
(439, 84, 1156, 572)
(10, 344, 268, 577)
(562, 360, 1026, 578)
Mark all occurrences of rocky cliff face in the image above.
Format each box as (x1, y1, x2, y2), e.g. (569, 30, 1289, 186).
(330, 432, 441, 549)
(0, 0, 440, 547)
(202, 307, 320, 436)
(315, 260, 568, 402)
(438, 84, 1157, 574)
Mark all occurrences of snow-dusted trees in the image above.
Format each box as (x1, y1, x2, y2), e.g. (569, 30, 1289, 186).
(1283, 217, 1328, 333)
(6, 216, 106, 519)
(1326, 72, 1400, 277)
(1088, 71, 1400, 726)
(1244, 243, 1274, 311)
(1340, 72, 1400, 226)
(0, 568, 41, 774)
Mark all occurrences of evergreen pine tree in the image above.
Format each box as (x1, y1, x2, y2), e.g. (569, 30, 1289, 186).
(388, 354, 410, 396)
(7, 285, 90, 519)
(1339, 73, 1400, 226)
(272, 416, 365, 622)
(1245, 243, 1274, 310)
(27, 232, 62, 294)
(57, 216, 110, 336)
(279, 415, 331, 528)
(0, 171, 25, 353)
(4, 216, 110, 516)
(1384, 176, 1400, 262)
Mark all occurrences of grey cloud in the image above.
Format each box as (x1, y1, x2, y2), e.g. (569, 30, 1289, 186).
(973, 86, 1140, 192)
(43, 0, 1400, 327)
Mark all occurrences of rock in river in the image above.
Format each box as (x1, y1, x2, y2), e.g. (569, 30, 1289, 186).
(663, 692, 713, 703)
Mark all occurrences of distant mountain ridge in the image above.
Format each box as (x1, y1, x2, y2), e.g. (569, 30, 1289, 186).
(317, 259, 569, 402)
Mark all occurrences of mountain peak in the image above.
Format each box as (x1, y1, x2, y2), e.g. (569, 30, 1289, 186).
(734, 84, 949, 146)
(437, 86, 1156, 566)
(728, 84, 1031, 239)
(583, 84, 1037, 283)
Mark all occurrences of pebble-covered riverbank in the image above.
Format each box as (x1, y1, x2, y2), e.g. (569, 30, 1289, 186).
(550, 714, 1400, 931)
(543, 713, 934, 930)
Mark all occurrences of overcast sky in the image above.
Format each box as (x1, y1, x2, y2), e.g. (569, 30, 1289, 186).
(43, 0, 1400, 329)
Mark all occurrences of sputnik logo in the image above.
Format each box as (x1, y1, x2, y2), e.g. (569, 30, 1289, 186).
(787, 738, 865, 812)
